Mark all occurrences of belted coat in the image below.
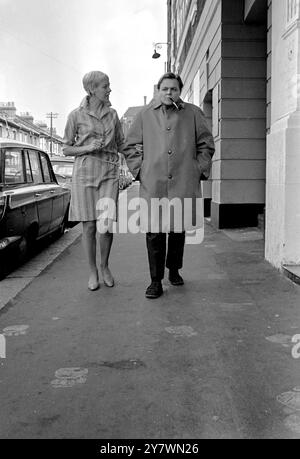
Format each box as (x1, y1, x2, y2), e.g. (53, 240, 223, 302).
(122, 99, 215, 232)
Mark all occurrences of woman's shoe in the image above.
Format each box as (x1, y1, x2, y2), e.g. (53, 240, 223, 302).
(88, 282, 100, 291)
(101, 267, 115, 287)
(88, 273, 100, 291)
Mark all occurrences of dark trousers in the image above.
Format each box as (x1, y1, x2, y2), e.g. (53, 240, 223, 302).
(146, 232, 185, 282)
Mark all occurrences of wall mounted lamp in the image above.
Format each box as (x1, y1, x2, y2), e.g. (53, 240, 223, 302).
(152, 42, 170, 59)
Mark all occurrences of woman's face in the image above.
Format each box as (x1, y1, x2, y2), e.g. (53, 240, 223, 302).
(93, 77, 111, 102)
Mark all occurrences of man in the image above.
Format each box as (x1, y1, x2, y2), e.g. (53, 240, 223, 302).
(123, 73, 215, 299)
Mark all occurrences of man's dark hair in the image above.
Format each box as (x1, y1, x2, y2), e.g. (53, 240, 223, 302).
(157, 72, 184, 91)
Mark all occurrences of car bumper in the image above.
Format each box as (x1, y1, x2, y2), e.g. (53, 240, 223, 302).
(0, 236, 22, 252)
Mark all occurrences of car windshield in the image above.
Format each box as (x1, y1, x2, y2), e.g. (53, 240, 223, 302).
(52, 163, 73, 177)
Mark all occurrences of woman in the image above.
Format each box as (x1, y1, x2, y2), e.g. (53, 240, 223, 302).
(63, 71, 124, 291)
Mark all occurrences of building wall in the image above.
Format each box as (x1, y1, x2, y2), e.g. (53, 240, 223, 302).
(265, 0, 300, 268)
(0, 123, 62, 156)
(211, 0, 267, 227)
(1, 102, 63, 155)
(0, 122, 62, 155)
(174, 0, 222, 215)
(267, 0, 272, 133)
(170, 0, 267, 227)
(169, 0, 300, 269)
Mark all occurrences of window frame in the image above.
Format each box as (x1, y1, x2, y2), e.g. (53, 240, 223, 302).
(26, 149, 44, 185)
(3, 148, 26, 186)
(24, 150, 34, 184)
(39, 151, 53, 184)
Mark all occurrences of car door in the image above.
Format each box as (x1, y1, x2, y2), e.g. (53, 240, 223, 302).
(1, 148, 27, 238)
(40, 153, 67, 232)
(27, 149, 53, 237)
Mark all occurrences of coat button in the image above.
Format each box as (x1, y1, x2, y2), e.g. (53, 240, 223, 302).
(167, 127, 171, 131)
(168, 150, 172, 155)
(168, 174, 172, 179)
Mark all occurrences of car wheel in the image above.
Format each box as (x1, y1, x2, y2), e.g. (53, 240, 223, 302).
(0, 264, 6, 280)
(17, 234, 31, 266)
(18, 234, 29, 260)
(18, 227, 37, 263)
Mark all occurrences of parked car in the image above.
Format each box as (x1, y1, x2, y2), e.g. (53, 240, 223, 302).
(0, 139, 71, 278)
(50, 155, 74, 191)
(51, 153, 132, 191)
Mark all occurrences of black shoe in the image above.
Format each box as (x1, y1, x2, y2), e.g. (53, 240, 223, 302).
(145, 281, 163, 299)
(169, 270, 184, 286)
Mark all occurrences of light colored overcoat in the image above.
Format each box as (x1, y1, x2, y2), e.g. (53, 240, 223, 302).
(123, 99, 215, 232)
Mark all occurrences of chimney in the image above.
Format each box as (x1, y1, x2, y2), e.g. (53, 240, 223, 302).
(144, 96, 147, 106)
(19, 112, 34, 124)
(36, 121, 48, 130)
(0, 101, 17, 119)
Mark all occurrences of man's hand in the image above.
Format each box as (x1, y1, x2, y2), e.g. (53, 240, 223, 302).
(135, 144, 143, 153)
(200, 172, 209, 181)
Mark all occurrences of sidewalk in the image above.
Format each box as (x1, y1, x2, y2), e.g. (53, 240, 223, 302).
(0, 184, 299, 439)
(0, 224, 82, 311)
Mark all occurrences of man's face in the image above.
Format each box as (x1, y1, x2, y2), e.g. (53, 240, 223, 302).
(158, 79, 181, 106)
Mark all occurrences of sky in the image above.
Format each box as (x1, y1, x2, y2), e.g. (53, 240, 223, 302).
(0, 0, 168, 135)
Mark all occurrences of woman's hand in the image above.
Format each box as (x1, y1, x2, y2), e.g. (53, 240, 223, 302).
(63, 137, 106, 157)
(87, 139, 104, 152)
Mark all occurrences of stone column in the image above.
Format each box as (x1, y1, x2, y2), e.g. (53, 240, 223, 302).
(266, 0, 300, 268)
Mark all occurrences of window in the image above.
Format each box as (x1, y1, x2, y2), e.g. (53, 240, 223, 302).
(40, 153, 52, 183)
(4, 149, 25, 184)
(52, 163, 73, 178)
(28, 150, 43, 183)
(287, 0, 300, 25)
(176, 0, 192, 41)
(187, 82, 194, 103)
(24, 151, 33, 183)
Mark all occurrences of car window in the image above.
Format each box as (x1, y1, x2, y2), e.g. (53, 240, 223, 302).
(24, 151, 33, 183)
(40, 153, 52, 183)
(4, 149, 25, 184)
(52, 164, 73, 177)
(28, 150, 43, 184)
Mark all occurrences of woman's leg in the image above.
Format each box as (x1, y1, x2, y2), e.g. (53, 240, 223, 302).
(82, 221, 99, 289)
(100, 231, 114, 287)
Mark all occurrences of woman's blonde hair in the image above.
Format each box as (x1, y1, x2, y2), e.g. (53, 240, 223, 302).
(82, 71, 108, 95)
